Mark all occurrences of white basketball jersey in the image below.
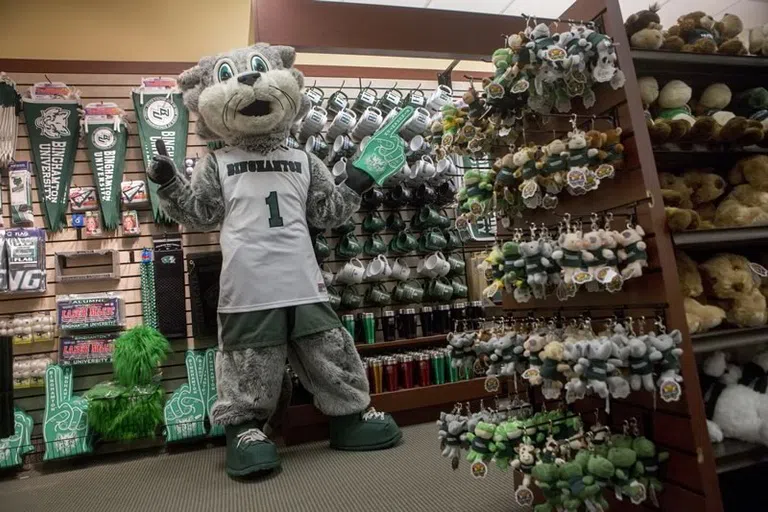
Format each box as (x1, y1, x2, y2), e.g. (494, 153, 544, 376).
(214, 145, 327, 312)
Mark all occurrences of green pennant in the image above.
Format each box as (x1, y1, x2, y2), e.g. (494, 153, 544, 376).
(22, 100, 79, 231)
(85, 121, 127, 231)
(132, 90, 189, 224)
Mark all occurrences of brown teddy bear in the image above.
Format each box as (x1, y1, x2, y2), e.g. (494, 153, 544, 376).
(728, 155, 768, 191)
(716, 155, 768, 227)
(692, 83, 749, 144)
(699, 253, 768, 328)
(665, 12, 718, 54)
(639, 76, 672, 144)
(660, 172, 701, 231)
(714, 14, 747, 55)
(676, 250, 726, 333)
(684, 170, 727, 224)
(625, 4, 664, 50)
(655, 80, 718, 143)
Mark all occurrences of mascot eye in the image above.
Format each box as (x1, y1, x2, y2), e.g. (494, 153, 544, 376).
(251, 55, 269, 73)
(217, 62, 235, 82)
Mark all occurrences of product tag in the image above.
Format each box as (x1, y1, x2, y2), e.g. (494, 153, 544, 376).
(750, 262, 768, 284)
(471, 461, 488, 479)
(83, 101, 123, 118)
(567, 168, 586, 188)
(541, 194, 558, 209)
(556, 282, 569, 302)
(522, 368, 540, 381)
(515, 487, 534, 506)
(650, 486, 660, 507)
(484, 376, 500, 393)
(584, 169, 600, 191)
(521, 179, 538, 199)
(595, 164, 615, 180)
(566, 385, 586, 403)
(69, 186, 98, 212)
(142, 77, 177, 89)
(546, 47, 567, 61)
(628, 481, 647, 505)
(541, 380, 562, 399)
(510, 79, 530, 95)
(659, 379, 682, 402)
(29, 82, 75, 100)
(573, 271, 593, 284)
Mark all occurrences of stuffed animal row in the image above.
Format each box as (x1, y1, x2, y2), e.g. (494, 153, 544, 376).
(446, 318, 684, 405)
(437, 405, 669, 510)
(700, 351, 768, 447)
(677, 250, 768, 334)
(661, 156, 768, 231)
(640, 79, 768, 147)
(625, 6, 746, 55)
(480, 220, 648, 303)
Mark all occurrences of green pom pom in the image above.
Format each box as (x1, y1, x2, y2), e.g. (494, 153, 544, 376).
(85, 382, 164, 440)
(112, 325, 170, 388)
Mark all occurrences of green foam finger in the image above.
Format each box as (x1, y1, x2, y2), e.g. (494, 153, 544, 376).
(380, 106, 414, 137)
(203, 349, 224, 437)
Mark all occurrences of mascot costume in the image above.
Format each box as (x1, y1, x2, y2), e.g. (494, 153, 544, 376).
(147, 44, 407, 477)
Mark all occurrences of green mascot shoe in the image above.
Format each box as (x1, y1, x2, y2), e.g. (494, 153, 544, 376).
(225, 422, 280, 477)
(329, 408, 402, 451)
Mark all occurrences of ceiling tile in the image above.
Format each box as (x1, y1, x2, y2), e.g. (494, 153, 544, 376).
(718, 0, 768, 28)
(428, 0, 512, 13)
(503, 0, 575, 19)
(341, 0, 431, 6)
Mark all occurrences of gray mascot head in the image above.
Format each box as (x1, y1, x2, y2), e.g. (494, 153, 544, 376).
(178, 44, 310, 149)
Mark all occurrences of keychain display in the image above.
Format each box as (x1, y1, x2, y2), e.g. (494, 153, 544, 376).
(8, 162, 34, 227)
(69, 186, 99, 212)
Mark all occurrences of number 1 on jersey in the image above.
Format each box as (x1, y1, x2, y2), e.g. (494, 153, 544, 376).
(265, 191, 284, 228)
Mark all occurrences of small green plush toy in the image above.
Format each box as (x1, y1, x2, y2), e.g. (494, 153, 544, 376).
(465, 420, 497, 464)
(557, 460, 601, 512)
(632, 435, 669, 502)
(492, 420, 523, 470)
(532, 458, 563, 512)
(608, 446, 639, 500)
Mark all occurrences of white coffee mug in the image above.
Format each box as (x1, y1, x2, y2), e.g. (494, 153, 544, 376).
(417, 155, 437, 182)
(417, 259, 434, 278)
(391, 258, 411, 281)
(434, 156, 456, 184)
(351, 107, 383, 139)
(409, 134, 431, 156)
(336, 258, 365, 284)
(332, 157, 348, 181)
(400, 107, 431, 140)
(426, 85, 453, 113)
(382, 106, 402, 127)
(364, 255, 386, 281)
(320, 265, 335, 287)
(299, 105, 328, 139)
(426, 251, 450, 277)
(327, 108, 357, 140)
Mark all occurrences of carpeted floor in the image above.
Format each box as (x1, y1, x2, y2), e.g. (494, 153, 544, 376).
(0, 423, 529, 512)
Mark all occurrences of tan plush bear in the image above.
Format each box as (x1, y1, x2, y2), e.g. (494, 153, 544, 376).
(676, 250, 726, 333)
(665, 12, 718, 54)
(715, 185, 768, 227)
(660, 172, 701, 231)
(639, 76, 672, 144)
(728, 155, 768, 191)
(699, 253, 768, 328)
(714, 14, 747, 55)
(683, 170, 726, 228)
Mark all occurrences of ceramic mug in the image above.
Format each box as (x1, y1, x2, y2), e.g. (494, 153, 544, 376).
(351, 106, 383, 139)
(304, 86, 325, 107)
(400, 107, 432, 140)
(447, 253, 466, 275)
(336, 258, 366, 285)
(381, 106, 402, 128)
(434, 157, 456, 184)
(362, 187, 385, 210)
(332, 218, 356, 234)
(305, 135, 329, 159)
(414, 155, 436, 182)
(391, 258, 411, 281)
(394, 280, 424, 303)
(364, 233, 387, 256)
(452, 277, 469, 298)
(327, 108, 357, 140)
(404, 89, 426, 109)
(426, 84, 453, 113)
(408, 135, 431, 159)
(436, 180, 457, 205)
(437, 209, 452, 229)
(387, 184, 413, 207)
(314, 234, 331, 260)
(395, 229, 418, 253)
(416, 183, 437, 205)
(332, 157, 348, 182)
(444, 229, 462, 251)
(351, 87, 378, 116)
(334, 134, 358, 159)
(326, 90, 349, 116)
(336, 232, 362, 258)
(342, 286, 364, 309)
(428, 276, 454, 301)
(418, 205, 442, 228)
(425, 251, 451, 277)
(327, 286, 342, 310)
(364, 254, 388, 280)
(419, 227, 447, 252)
(299, 105, 328, 139)
(367, 282, 392, 306)
(362, 211, 386, 233)
(386, 211, 406, 232)
(320, 264, 335, 287)
(377, 88, 403, 115)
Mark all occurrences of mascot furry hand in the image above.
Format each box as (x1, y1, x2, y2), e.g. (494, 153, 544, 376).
(700, 352, 768, 446)
(146, 44, 401, 478)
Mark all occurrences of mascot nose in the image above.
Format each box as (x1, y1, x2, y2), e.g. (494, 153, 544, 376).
(238, 72, 261, 86)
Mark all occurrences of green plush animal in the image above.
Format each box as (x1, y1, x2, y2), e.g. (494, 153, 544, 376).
(632, 436, 669, 500)
(557, 460, 601, 512)
(532, 460, 563, 512)
(492, 420, 523, 470)
(465, 421, 497, 463)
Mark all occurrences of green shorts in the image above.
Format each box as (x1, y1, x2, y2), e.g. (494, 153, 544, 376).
(218, 302, 342, 350)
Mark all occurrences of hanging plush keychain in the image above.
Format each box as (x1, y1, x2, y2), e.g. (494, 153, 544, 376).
(511, 436, 537, 506)
(437, 404, 468, 470)
(650, 318, 684, 402)
(83, 102, 129, 231)
(22, 81, 81, 231)
(0, 73, 20, 170)
(616, 219, 648, 280)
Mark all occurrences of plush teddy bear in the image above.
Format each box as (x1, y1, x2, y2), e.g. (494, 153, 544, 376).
(538, 341, 571, 395)
(700, 351, 768, 446)
(653, 80, 697, 142)
(665, 12, 718, 54)
(699, 253, 768, 327)
(616, 224, 648, 280)
(552, 230, 587, 286)
(713, 13, 747, 55)
(748, 23, 768, 56)
(732, 88, 768, 146)
(727, 155, 768, 191)
(147, 43, 402, 478)
(676, 249, 727, 333)
(659, 172, 700, 231)
(624, 4, 664, 50)
(714, 185, 768, 228)
(639, 77, 673, 144)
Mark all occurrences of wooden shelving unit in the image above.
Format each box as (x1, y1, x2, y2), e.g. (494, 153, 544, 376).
(355, 334, 447, 354)
(714, 439, 768, 474)
(673, 227, 768, 250)
(692, 326, 768, 354)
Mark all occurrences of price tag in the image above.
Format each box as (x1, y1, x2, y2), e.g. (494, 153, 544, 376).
(595, 164, 615, 180)
(521, 179, 538, 199)
(522, 368, 540, 381)
(515, 487, 534, 506)
(547, 47, 567, 61)
(510, 79, 530, 94)
(573, 271, 593, 285)
(659, 379, 682, 402)
(484, 376, 500, 393)
(470, 461, 487, 479)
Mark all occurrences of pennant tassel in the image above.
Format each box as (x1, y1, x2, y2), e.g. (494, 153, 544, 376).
(132, 90, 189, 224)
(85, 121, 127, 231)
(22, 100, 80, 232)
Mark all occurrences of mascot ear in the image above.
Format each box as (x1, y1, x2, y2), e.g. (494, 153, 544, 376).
(178, 65, 204, 92)
(273, 45, 297, 68)
(294, 94, 311, 124)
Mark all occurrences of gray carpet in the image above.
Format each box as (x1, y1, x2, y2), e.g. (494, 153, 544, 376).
(0, 423, 529, 512)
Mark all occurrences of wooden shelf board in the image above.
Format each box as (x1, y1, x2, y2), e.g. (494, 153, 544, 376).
(713, 439, 768, 474)
(673, 226, 768, 249)
(692, 326, 768, 353)
(632, 50, 768, 74)
(355, 334, 447, 353)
